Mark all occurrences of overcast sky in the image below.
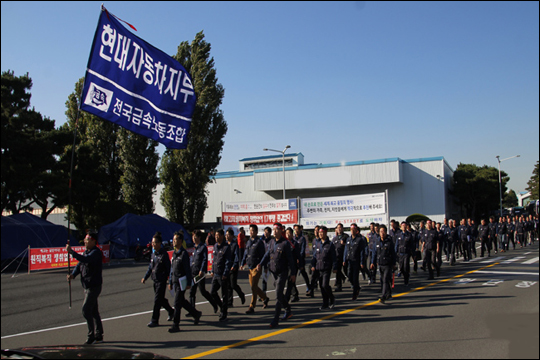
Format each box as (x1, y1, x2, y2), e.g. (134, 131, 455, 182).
(2, 1, 538, 194)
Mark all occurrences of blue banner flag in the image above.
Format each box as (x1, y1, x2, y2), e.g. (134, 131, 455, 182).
(80, 8, 196, 149)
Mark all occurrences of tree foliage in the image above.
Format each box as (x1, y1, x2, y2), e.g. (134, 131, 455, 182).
(63, 78, 159, 231)
(503, 189, 518, 208)
(526, 160, 539, 200)
(451, 163, 508, 220)
(159, 31, 228, 230)
(1, 70, 70, 218)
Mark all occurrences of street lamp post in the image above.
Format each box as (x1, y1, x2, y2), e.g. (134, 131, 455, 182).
(496, 155, 520, 219)
(263, 145, 291, 200)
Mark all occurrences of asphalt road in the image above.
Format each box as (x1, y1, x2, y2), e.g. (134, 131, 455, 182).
(2, 243, 539, 359)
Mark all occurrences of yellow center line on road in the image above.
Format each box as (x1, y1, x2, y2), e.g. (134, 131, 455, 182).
(183, 262, 500, 359)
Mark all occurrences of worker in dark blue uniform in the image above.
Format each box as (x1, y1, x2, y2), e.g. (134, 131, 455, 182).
(496, 217, 508, 253)
(388, 220, 401, 246)
(210, 229, 232, 322)
(294, 224, 310, 295)
(284, 227, 300, 303)
(515, 216, 525, 248)
(307, 225, 321, 297)
(261, 223, 296, 328)
(141, 232, 174, 328)
(506, 217, 515, 250)
(468, 219, 478, 258)
(366, 223, 379, 284)
(226, 228, 246, 308)
(447, 220, 459, 265)
(66, 232, 104, 345)
(421, 221, 439, 280)
(260, 226, 273, 295)
(241, 224, 270, 314)
(332, 223, 348, 292)
(477, 219, 490, 257)
(488, 216, 498, 253)
(395, 222, 414, 286)
(312, 226, 337, 310)
(458, 219, 470, 262)
(372, 225, 396, 304)
(343, 223, 367, 300)
(416, 221, 426, 273)
(189, 230, 218, 315)
(168, 231, 201, 333)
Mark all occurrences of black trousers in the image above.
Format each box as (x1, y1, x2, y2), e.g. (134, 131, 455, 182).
(211, 275, 229, 316)
(379, 265, 393, 300)
(310, 269, 321, 293)
(462, 241, 471, 261)
(449, 242, 456, 264)
(347, 261, 360, 294)
(189, 277, 217, 309)
(285, 269, 298, 301)
(319, 269, 334, 307)
(82, 285, 103, 338)
(480, 237, 491, 257)
(298, 264, 310, 291)
(152, 281, 174, 322)
(172, 282, 198, 326)
(489, 236, 498, 252)
(273, 271, 289, 322)
(424, 249, 439, 278)
(228, 269, 244, 306)
(334, 259, 346, 288)
(398, 254, 410, 285)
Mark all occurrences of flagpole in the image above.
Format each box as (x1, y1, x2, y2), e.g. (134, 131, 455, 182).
(66, 109, 79, 310)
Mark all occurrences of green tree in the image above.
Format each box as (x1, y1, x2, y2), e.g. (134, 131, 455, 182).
(451, 163, 508, 220)
(159, 31, 228, 229)
(63, 78, 161, 231)
(503, 189, 518, 208)
(64, 78, 129, 231)
(526, 160, 539, 200)
(1, 70, 69, 218)
(118, 128, 159, 215)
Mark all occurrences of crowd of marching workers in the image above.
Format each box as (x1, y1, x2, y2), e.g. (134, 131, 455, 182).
(66, 213, 539, 343)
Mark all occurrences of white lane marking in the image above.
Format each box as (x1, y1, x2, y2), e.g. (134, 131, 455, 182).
(522, 257, 539, 264)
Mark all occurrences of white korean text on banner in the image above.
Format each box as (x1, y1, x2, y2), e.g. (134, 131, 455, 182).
(80, 8, 196, 149)
(222, 199, 298, 233)
(300, 193, 387, 229)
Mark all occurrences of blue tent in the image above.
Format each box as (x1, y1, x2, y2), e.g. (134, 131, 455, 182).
(98, 213, 192, 259)
(1, 213, 76, 260)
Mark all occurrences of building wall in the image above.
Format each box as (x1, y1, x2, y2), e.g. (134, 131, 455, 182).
(202, 157, 454, 227)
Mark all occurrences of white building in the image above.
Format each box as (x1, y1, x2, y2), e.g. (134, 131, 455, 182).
(202, 154, 458, 227)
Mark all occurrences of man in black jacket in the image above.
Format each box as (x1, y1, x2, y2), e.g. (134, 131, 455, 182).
(226, 228, 246, 307)
(261, 223, 296, 328)
(141, 232, 174, 328)
(241, 224, 269, 314)
(168, 231, 201, 333)
(66, 232, 104, 345)
(189, 230, 218, 315)
(395, 222, 414, 286)
(371, 225, 397, 304)
(343, 223, 367, 300)
(312, 226, 337, 310)
(211, 229, 232, 322)
(422, 221, 440, 280)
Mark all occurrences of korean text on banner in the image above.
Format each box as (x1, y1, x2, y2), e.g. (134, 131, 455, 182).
(80, 9, 196, 149)
(300, 193, 387, 229)
(29, 245, 110, 272)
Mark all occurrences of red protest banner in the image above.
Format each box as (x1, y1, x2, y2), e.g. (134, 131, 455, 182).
(29, 245, 110, 271)
(222, 210, 298, 227)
